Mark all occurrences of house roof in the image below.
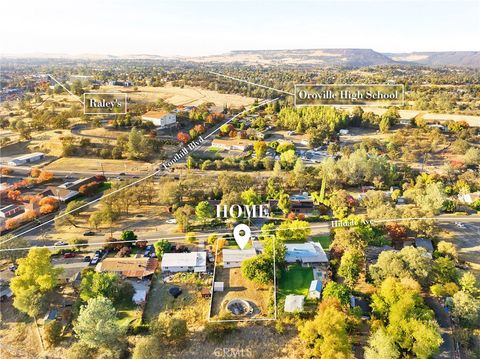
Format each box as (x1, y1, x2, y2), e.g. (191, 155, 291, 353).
(415, 238, 434, 252)
(211, 139, 252, 148)
(11, 152, 44, 161)
(161, 252, 206, 268)
(284, 295, 305, 312)
(0, 204, 21, 213)
(42, 186, 79, 199)
(309, 279, 322, 292)
(56, 262, 88, 280)
(142, 110, 171, 118)
(96, 257, 158, 277)
(285, 242, 328, 263)
(222, 248, 256, 263)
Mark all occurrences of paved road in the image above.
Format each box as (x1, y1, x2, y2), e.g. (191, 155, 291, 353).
(440, 220, 480, 276)
(425, 296, 456, 359)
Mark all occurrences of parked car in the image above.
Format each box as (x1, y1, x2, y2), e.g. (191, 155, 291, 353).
(83, 231, 95, 236)
(63, 252, 76, 258)
(119, 172, 126, 176)
(54, 241, 67, 246)
(83, 256, 91, 262)
(8, 264, 17, 272)
(166, 218, 177, 224)
(89, 257, 100, 266)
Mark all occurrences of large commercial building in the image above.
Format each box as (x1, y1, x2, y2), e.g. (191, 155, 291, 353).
(142, 110, 177, 128)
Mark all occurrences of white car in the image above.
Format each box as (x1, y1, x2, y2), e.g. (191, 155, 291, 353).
(455, 222, 465, 228)
(166, 218, 177, 224)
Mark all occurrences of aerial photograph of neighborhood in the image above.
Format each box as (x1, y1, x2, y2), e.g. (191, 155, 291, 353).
(0, 0, 479, 358)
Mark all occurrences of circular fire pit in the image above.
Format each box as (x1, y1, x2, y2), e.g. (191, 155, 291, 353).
(226, 299, 253, 316)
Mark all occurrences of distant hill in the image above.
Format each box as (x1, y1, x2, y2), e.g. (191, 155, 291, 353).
(386, 51, 480, 68)
(187, 48, 397, 67)
(2, 49, 479, 68)
(187, 49, 480, 68)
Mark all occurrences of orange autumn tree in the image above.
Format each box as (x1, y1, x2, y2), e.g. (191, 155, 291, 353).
(177, 132, 190, 144)
(30, 168, 41, 178)
(39, 197, 59, 214)
(7, 190, 22, 201)
(5, 218, 18, 230)
(37, 171, 54, 183)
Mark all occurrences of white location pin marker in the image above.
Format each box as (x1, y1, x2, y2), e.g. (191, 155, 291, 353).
(233, 224, 251, 250)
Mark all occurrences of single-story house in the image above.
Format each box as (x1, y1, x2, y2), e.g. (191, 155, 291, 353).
(59, 175, 105, 191)
(142, 110, 177, 128)
(285, 242, 328, 265)
(161, 252, 207, 273)
(308, 279, 322, 299)
(284, 294, 305, 313)
(41, 186, 79, 202)
(56, 262, 88, 286)
(415, 238, 434, 253)
(211, 139, 252, 152)
(7, 152, 44, 166)
(96, 257, 158, 278)
(0, 204, 23, 218)
(222, 248, 257, 268)
(268, 197, 315, 215)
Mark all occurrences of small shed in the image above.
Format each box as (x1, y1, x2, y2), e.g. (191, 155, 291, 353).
(308, 280, 322, 299)
(415, 238, 434, 253)
(42, 309, 58, 324)
(284, 295, 305, 313)
(200, 287, 211, 298)
(214, 282, 224, 292)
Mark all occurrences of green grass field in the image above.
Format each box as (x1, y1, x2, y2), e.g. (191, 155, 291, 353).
(311, 235, 331, 250)
(278, 264, 313, 297)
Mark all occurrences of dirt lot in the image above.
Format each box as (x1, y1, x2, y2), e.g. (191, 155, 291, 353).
(143, 274, 211, 330)
(211, 266, 272, 319)
(99, 84, 256, 107)
(0, 301, 43, 359)
(167, 323, 304, 359)
(45, 157, 154, 174)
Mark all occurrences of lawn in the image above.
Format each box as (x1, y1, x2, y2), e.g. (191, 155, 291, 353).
(278, 264, 313, 297)
(311, 235, 331, 250)
(117, 307, 142, 328)
(208, 147, 223, 153)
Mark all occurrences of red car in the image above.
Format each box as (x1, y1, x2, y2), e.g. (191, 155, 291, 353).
(63, 252, 76, 258)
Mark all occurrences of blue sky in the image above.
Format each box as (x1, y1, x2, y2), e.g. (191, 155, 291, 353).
(1, 0, 479, 55)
